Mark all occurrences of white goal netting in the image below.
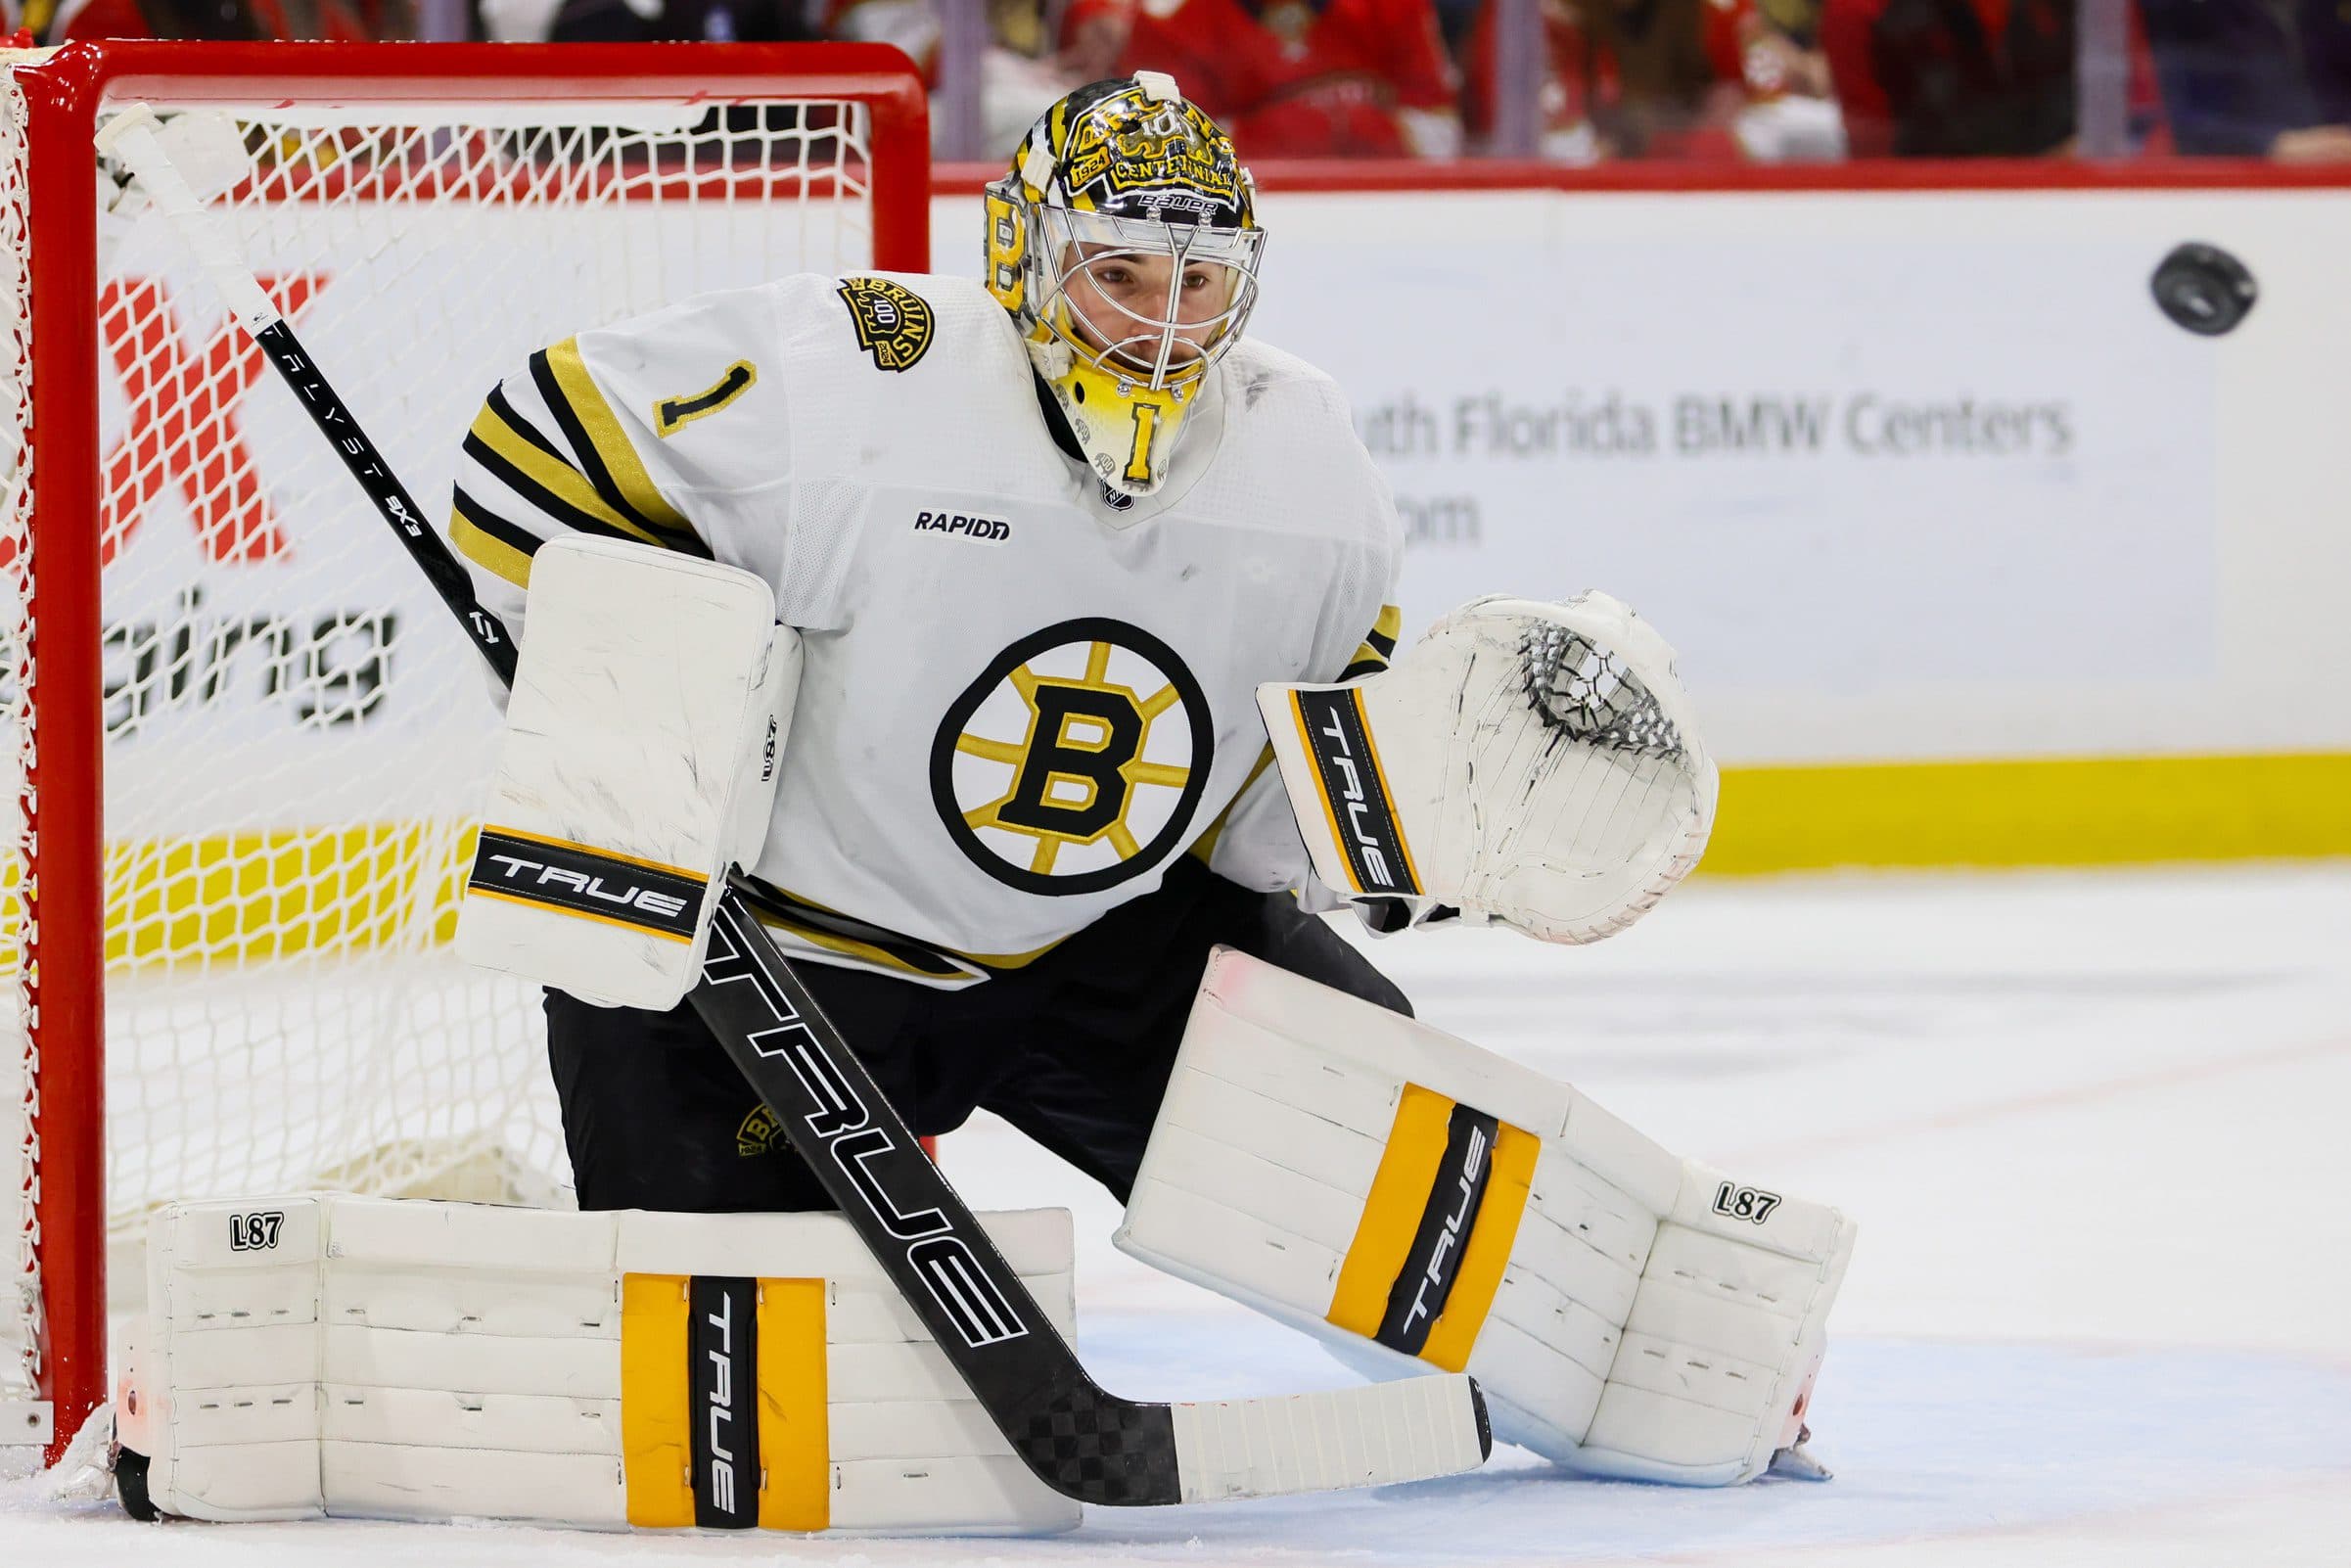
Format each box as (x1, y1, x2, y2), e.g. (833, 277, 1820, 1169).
(0, 63, 897, 1432)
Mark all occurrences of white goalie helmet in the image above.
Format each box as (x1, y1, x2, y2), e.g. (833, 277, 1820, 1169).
(984, 72, 1267, 499)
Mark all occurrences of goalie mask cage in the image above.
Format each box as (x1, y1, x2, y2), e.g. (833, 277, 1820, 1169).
(0, 40, 930, 1466)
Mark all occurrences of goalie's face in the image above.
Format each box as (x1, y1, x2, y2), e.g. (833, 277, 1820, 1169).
(1061, 245, 1240, 374)
(1033, 207, 1264, 391)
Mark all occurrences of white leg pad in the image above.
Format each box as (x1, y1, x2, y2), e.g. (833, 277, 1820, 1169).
(116, 1195, 1080, 1534)
(1116, 947, 1857, 1486)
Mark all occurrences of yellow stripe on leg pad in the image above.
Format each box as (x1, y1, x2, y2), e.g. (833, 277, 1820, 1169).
(625, 1272, 831, 1532)
(757, 1277, 829, 1531)
(1420, 1122, 1539, 1372)
(621, 1272, 694, 1528)
(1326, 1085, 1539, 1371)
(1327, 1084, 1457, 1338)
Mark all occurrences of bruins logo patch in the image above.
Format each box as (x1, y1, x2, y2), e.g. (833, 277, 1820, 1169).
(932, 619, 1214, 896)
(838, 277, 934, 373)
(736, 1104, 783, 1158)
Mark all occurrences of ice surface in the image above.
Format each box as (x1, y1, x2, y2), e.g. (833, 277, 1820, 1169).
(9, 865, 2351, 1564)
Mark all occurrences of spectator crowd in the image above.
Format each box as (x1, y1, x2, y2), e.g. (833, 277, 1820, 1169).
(11, 0, 2350, 162)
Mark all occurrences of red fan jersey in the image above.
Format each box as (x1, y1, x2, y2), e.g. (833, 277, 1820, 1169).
(1098, 0, 1461, 158)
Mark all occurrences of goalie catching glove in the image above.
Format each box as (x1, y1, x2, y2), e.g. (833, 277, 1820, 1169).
(1260, 591, 1716, 944)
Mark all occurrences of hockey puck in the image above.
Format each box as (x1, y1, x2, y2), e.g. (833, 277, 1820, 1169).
(2149, 242, 2256, 337)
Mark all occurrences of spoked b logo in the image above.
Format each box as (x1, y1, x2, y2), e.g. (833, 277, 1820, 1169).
(931, 618, 1213, 895)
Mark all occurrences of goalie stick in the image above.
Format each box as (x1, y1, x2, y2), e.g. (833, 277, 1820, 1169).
(96, 104, 1491, 1510)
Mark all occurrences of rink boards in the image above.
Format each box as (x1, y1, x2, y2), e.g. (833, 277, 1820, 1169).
(15, 178, 2348, 979)
(937, 176, 2351, 867)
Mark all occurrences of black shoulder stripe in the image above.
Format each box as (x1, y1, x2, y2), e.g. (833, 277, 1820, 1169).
(1366, 626, 1399, 661)
(461, 431, 670, 551)
(450, 486, 545, 558)
(486, 384, 569, 464)
(527, 348, 680, 541)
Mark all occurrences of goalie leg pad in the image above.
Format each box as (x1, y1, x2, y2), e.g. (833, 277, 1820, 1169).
(455, 535, 797, 1010)
(1114, 947, 1855, 1486)
(115, 1195, 1080, 1535)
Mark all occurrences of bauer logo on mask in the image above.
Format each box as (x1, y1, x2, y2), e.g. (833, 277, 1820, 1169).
(930, 619, 1214, 895)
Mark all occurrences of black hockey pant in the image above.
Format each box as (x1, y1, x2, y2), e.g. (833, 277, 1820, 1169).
(546, 856, 1411, 1212)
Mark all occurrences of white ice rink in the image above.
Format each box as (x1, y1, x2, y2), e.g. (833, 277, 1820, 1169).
(10, 864, 2351, 1565)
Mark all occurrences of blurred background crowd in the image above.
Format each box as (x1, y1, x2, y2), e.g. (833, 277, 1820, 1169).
(8, 0, 2348, 164)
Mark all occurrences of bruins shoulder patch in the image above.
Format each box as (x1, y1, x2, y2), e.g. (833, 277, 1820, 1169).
(838, 277, 934, 373)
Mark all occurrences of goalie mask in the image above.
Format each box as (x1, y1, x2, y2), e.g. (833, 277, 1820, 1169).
(985, 73, 1265, 498)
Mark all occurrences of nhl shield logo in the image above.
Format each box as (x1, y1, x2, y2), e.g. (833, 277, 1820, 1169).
(838, 277, 935, 373)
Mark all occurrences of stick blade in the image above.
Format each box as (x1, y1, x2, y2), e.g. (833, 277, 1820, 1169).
(1170, 1373, 1491, 1502)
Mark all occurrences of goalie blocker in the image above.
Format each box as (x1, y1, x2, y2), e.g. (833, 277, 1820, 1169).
(454, 536, 797, 1011)
(1118, 948, 1856, 1485)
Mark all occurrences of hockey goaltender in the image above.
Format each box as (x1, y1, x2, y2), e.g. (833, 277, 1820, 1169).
(109, 74, 1853, 1535)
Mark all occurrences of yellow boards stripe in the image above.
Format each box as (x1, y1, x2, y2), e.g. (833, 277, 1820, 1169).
(757, 1277, 829, 1532)
(1417, 1123, 1539, 1373)
(621, 1273, 694, 1528)
(1327, 1084, 1457, 1337)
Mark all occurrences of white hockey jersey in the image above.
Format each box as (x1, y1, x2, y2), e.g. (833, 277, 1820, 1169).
(449, 272, 1402, 986)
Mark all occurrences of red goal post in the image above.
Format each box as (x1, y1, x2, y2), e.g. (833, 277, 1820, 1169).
(0, 39, 930, 1469)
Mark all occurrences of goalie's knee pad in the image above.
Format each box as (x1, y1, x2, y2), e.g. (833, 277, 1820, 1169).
(1115, 947, 1855, 1486)
(115, 1195, 1080, 1534)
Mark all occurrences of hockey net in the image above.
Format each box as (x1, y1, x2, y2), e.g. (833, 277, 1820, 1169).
(0, 40, 929, 1462)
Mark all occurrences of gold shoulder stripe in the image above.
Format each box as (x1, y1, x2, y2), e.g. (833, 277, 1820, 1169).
(467, 400, 668, 548)
(537, 340, 695, 536)
(486, 384, 568, 461)
(655, 360, 758, 438)
(448, 489, 535, 588)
